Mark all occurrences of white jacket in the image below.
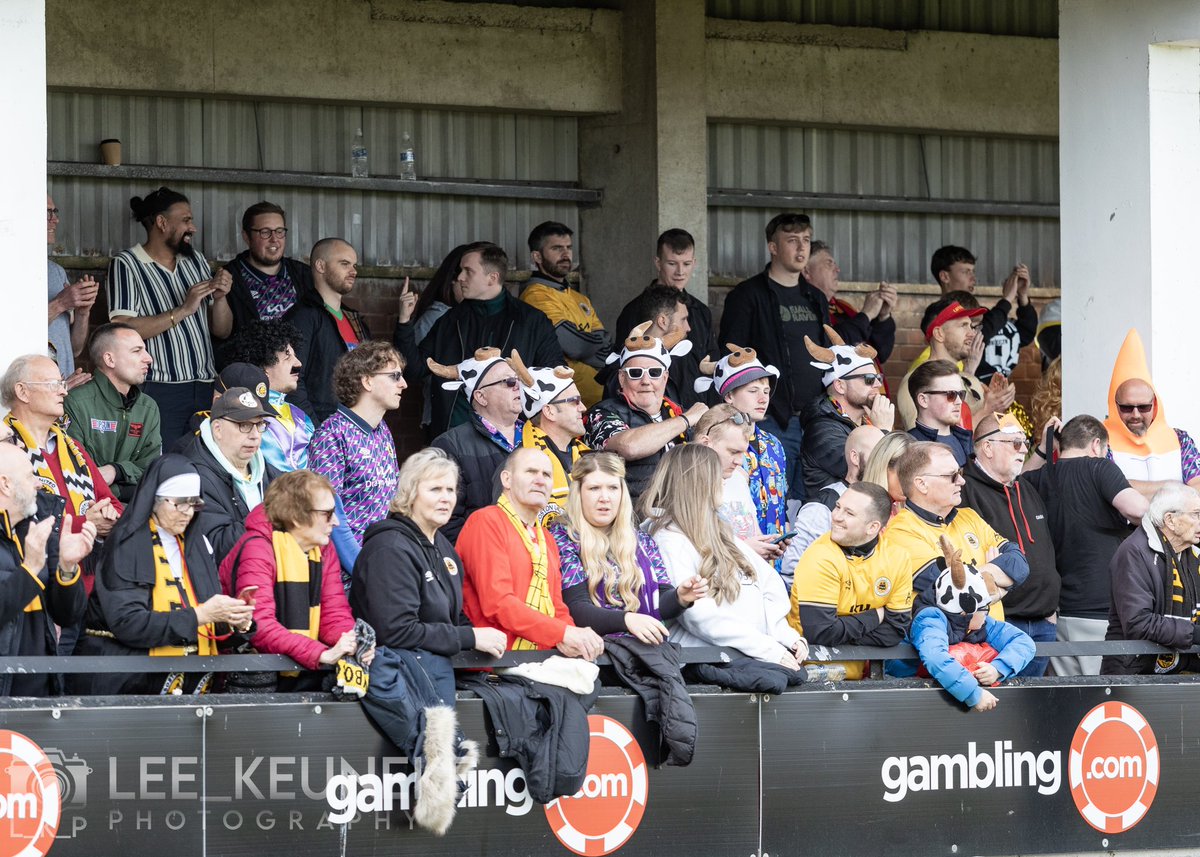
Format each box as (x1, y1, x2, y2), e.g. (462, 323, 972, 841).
(652, 525, 801, 663)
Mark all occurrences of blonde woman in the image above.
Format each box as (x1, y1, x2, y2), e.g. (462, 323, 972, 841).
(642, 445, 807, 668)
(550, 452, 707, 644)
(862, 431, 915, 515)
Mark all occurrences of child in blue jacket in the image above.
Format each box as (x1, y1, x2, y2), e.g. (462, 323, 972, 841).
(903, 535, 1034, 711)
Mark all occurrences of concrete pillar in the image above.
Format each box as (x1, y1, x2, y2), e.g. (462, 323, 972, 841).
(1060, 1, 1200, 429)
(580, 0, 708, 330)
(0, 1, 50, 371)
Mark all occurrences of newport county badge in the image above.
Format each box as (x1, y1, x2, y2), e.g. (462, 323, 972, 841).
(443, 557, 459, 576)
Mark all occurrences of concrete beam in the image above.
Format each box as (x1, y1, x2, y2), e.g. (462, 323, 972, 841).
(706, 19, 1058, 138)
(46, 0, 621, 114)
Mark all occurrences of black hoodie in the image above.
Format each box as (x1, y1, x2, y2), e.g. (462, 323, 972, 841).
(350, 513, 476, 655)
(960, 459, 1060, 620)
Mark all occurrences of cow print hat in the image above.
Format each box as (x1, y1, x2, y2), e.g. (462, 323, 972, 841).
(804, 324, 878, 388)
(933, 535, 999, 616)
(606, 321, 692, 368)
(694, 343, 779, 396)
(426, 347, 514, 399)
(519, 365, 577, 419)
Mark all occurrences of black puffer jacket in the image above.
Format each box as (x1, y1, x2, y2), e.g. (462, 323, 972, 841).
(181, 435, 280, 564)
(395, 291, 564, 434)
(430, 417, 514, 542)
(284, 284, 371, 425)
(603, 637, 696, 767)
(460, 672, 599, 804)
(351, 514, 475, 655)
(798, 395, 855, 501)
(960, 460, 1060, 620)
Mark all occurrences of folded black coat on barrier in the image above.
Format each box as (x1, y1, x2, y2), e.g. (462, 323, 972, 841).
(688, 656, 806, 694)
(602, 637, 696, 767)
(460, 672, 599, 804)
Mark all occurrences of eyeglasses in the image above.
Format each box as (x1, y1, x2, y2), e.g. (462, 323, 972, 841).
(477, 376, 519, 390)
(843, 373, 884, 386)
(46, 208, 60, 220)
(984, 437, 1029, 452)
(159, 497, 205, 511)
(21, 378, 67, 391)
(704, 410, 751, 436)
(921, 469, 965, 483)
(224, 419, 267, 435)
(621, 366, 666, 380)
(309, 507, 337, 522)
(921, 389, 967, 403)
(1116, 402, 1154, 415)
(548, 394, 583, 407)
(249, 227, 288, 239)
(374, 371, 406, 383)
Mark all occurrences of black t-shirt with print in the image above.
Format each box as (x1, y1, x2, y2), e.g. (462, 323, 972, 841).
(768, 279, 823, 411)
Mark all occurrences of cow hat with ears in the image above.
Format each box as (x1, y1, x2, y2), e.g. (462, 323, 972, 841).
(694, 343, 780, 396)
(515, 356, 578, 420)
(605, 321, 692, 368)
(426, 347, 516, 399)
(804, 324, 878, 388)
(933, 535, 1000, 616)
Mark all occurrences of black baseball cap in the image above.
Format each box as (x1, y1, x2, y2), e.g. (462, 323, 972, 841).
(211, 387, 274, 423)
(216, 363, 275, 414)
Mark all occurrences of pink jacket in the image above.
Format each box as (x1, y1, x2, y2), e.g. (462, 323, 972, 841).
(220, 505, 354, 670)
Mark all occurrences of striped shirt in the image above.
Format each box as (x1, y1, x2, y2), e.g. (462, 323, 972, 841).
(107, 244, 215, 384)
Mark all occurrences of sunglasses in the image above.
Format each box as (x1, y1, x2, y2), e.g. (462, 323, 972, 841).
(843, 372, 884, 386)
(549, 394, 583, 407)
(704, 410, 751, 436)
(374, 371, 406, 383)
(921, 389, 967, 403)
(986, 438, 1029, 452)
(478, 376, 519, 390)
(1116, 402, 1154, 415)
(309, 507, 337, 522)
(621, 366, 666, 380)
(921, 469, 965, 482)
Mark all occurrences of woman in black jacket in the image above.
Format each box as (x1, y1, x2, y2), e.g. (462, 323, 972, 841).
(350, 448, 506, 680)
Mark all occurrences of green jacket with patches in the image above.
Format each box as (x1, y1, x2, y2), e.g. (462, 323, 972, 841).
(64, 372, 162, 502)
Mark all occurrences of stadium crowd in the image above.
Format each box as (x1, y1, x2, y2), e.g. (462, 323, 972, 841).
(19, 186, 1196, 714)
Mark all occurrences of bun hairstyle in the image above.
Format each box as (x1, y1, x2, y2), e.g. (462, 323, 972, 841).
(129, 187, 189, 230)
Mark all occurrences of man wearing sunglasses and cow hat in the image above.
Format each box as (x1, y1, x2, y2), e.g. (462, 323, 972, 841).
(515, 361, 590, 527)
(798, 325, 896, 502)
(586, 322, 702, 501)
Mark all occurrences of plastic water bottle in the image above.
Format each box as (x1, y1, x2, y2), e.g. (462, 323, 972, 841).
(351, 128, 369, 178)
(805, 663, 847, 683)
(400, 131, 417, 181)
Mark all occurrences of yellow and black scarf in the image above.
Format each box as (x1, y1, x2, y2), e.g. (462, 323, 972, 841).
(521, 422, 589, 527)
(5, 415, 95, 515)
(497, 494, 554, 650)
(271, 531, 323, 639)
(149, 519, 217, 657)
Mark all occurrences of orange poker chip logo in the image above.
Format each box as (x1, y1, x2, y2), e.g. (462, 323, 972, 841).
(1069, 701, 1159, 834)
(545, 715, 648, 856)
(0, 730, 61, 857)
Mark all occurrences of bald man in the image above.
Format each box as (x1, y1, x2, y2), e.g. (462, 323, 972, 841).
(284, 238, 375, 424)
(782, 424, 885, 589)
(1108, 377, 1200, 500)
(0, 443, 96, 694)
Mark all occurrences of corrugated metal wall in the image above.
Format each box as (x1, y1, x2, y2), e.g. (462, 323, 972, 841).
(707, 123, 1060, 286)
(705, 0, 1058, 38)
(47, 92, 579, 267)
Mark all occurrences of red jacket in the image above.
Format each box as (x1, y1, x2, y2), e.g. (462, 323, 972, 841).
(456, 504, 574, 650)
(219, 505, 354, 670)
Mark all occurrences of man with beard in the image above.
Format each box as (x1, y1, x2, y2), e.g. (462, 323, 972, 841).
(222, 319, 312, 473)
(1102, 330, 1200, 500)
(614, 229, 718, 408)
(787, 481, 912, 680)
(800, 325, 895, 500)
(107, 187, 233, 449)
(519, 222, 611, 407)
(429, 350, 527, 541)
(64, 323, 160, 503)
(0, 443, 97, 695)
(720, 213, 831, 499)
(804, 240, 896, 364)
(286, 238, 384, 424)
(222, 202, 313, 333)
(46, 194, 99, 383)
(516, 364, 590, 527)
(457, 447, 603, 659)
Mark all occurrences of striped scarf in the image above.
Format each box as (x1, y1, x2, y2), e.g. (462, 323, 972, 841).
(521, 422, 589, 527)
(271, 531, 323, 639)
(5, 415, 95, 515)
(148, 520, 217, 657)
(497, 493, 554, 650)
